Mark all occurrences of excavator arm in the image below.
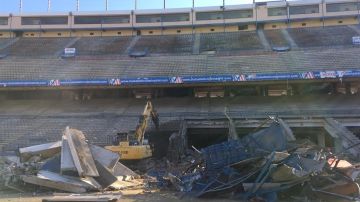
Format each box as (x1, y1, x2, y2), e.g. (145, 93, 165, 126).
(135, 101, 159, 145)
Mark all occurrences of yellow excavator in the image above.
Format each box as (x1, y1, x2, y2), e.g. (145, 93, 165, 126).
(105, 101, 159, 161)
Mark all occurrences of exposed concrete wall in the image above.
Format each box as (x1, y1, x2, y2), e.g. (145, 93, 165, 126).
(289, 19, 322, 28)
(0, 32, 12, 38)
(324, 17, 358, 26)
(264, 22, 288, 30)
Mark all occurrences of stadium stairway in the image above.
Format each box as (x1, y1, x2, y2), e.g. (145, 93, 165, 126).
(0, 38, 19, 51)
(348, 25, 360, 35)
(125, 35, 141, 54)
(257, 29, 271, 50)
(281, 29, 299, 49)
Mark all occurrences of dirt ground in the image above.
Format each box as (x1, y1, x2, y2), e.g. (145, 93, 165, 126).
(0, 189, 240, 202)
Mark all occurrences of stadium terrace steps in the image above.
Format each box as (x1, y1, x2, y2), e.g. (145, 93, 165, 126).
(0, 47, 359, 80)
(0, 25, 357, 58)
(132, 34, 194, 54)
(0, 38, 75, 57)
(0, 96, 360, 151)
(199, 31, 264, 52)
(71, 36, 133, 56)
(287, 25, 357, 48)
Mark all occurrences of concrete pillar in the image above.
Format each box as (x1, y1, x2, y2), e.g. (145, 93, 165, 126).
(334, 138, 343, 153)
(317, 132, 326, 147)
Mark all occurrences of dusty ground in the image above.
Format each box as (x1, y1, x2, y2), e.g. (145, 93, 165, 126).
(0, 189, 239, 202)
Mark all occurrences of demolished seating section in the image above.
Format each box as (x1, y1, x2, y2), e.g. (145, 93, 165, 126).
(264, 29, 289, 47)
(287, 25, 358, 47)
(199, 31, 264, 52)
(132, 34, 194, 54)
(0, 37, 74, 57)
(72, 36, 132, 55)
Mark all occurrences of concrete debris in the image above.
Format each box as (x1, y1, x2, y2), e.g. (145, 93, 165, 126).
(90, 145, 120, 171)
(112, 162, 138, 178)
(1, 126, 139, 194)
(21, 170, 93, 193)
(93, 160, 118, 189)
(2, 119, 360, 201)
(42, 193, 122, 202)
(60, 136, 77, 176)
(64, 127, 99, 177)
(148, 119, 360, 201)
(19, 141, 62, 163)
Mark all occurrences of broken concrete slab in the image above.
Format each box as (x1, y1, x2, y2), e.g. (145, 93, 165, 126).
(42, 193, 121, 202)
(41, 155, 61, 174)
(113, 162, 138, 177)
(90, 145, 120, 170)
(61, 136, 78, 176)
(21, 170, 94, 193)
(19, 141, 61, 163)
(64, 127, 99, 177)
(93, 160, 118, 189)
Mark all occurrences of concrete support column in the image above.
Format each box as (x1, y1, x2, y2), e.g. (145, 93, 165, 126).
(334, 138, 343, 153)
(317, 132, 326, 147)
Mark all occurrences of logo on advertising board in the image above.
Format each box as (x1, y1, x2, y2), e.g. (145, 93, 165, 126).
(320, 71, 337, 79)
(233, 74, 246, 81)
(302, 72, 315, 79)
(352, 36, 360, 45)
(49, 80, 60, 86)
(64, 48, 76, 54)
(109, 78, 121, 86)
(337, 71, 345, 78)
(170, 77, 183, 84)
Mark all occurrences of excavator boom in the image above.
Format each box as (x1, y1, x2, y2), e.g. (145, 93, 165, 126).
(135, 101, 159, 144)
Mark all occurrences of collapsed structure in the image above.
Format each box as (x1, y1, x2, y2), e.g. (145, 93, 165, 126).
(1, 118, 360, 201)
(0, 127, 139, 194)
(149, 119, 360, 201)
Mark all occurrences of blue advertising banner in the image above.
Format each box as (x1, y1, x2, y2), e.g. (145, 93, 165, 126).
(181, 75, 234, 83)
(60, 79, 108, 86)
(120, 77, 170, 85)
(0, 69, 360, 88)
(0, 80, 48, 87)
(245, 73, 302, 81)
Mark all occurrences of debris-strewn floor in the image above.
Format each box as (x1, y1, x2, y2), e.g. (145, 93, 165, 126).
(1, 117, 360, 201)
(0, 190, 240, 202)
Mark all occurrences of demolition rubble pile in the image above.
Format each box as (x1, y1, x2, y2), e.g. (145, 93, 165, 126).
(149, 121, 360, 201)
(0, 127, 139, 194)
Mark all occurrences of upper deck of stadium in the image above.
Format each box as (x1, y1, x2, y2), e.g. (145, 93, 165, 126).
(0, 0, 360, 88)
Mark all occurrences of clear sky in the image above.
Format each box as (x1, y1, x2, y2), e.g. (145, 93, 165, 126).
(0, 0, 261, 13)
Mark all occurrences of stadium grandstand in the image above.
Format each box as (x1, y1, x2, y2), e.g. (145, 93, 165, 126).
(0, 0, 359, 173)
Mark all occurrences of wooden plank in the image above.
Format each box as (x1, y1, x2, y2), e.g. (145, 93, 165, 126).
(64, 127, 99, 177)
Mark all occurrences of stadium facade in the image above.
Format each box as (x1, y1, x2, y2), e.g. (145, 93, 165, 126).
(0, 0, 360, 98)
(0, 0, 360, 37)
